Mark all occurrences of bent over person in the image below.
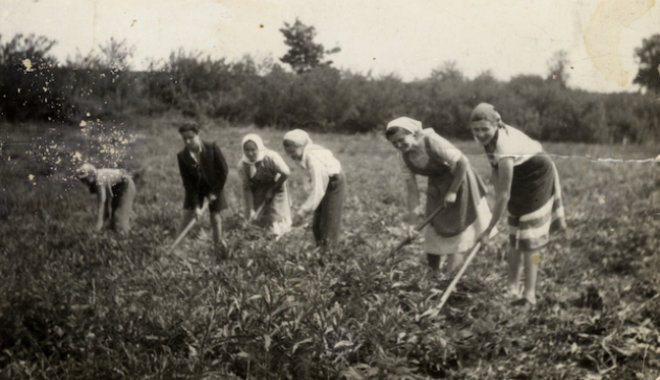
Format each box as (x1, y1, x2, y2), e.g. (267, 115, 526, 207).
(239, 133, 292, 237)
(76, 163, 136, 234)
(283, 129, 346, 251)
(470, 103, 566, 306)
(177, 122, 229, 258)
(385, 117, 494, 273)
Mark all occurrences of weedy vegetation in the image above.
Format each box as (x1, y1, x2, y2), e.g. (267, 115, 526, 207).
(1, 117, 658, 379)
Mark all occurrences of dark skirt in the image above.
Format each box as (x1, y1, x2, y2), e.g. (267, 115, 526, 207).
(508, 154, 554, 216)
(426, 166, 488, 237)
(312, 171, 346, 248)
(507, 153, 567, 251)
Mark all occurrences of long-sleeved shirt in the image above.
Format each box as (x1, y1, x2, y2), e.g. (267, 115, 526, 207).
(177, 141, 228, 209)
(297, 144, 342, 213)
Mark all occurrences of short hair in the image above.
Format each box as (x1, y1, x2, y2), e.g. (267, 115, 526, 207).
(177, 121, 199, 135)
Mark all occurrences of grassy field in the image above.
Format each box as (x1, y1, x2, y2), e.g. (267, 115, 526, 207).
(1, 117, 659, 379)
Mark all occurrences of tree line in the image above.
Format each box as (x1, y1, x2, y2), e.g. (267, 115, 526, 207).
(1, 26, 659, 144)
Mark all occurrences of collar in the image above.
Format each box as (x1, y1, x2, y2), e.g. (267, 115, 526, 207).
(187, 143, 203, 160)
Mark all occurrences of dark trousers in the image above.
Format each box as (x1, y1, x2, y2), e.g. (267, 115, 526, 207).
(107, 178, 136, 233)
(312, 172, 346, 249)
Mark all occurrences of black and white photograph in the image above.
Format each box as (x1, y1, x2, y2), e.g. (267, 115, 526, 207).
(1, 0, 659, 378)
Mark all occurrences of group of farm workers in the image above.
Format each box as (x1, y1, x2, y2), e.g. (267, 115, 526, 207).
(75, 102, 566, 307)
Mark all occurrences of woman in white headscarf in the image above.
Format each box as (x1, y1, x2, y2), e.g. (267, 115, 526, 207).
(385, 117, 494, 272)
(282, 129, 345, 250)
(239, 133, 292, 237)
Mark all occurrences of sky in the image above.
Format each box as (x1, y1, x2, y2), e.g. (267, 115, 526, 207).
(1, 0, 658, 93)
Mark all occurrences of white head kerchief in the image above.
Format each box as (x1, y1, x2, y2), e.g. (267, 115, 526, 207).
(241, 133, 267, 177)
(282, 129, 312, 147)
(386, 117, 423, 134)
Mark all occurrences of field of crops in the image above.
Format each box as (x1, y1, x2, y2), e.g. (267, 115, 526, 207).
(1, 117, 659, 379)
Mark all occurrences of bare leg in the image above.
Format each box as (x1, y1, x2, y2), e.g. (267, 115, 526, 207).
(439, 254, 446, 270)
(447, 253, 464, 272)
(103, 201, 111, 229)
(507, 248, 522, 296)
(522, 248, 542, 304)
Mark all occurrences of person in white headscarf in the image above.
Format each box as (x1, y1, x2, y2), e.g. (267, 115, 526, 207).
(239, 133, 292, 237)
(385, 116, 494, 273)
(75, 163, 136, 233)
(282, 129, 345, 250)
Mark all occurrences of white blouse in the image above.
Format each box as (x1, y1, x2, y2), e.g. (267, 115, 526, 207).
(487, 125, 543, 167)
(298, 144, 342, 213)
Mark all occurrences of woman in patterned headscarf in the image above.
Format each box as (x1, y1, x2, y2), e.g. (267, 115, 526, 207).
(283, 129, 345, 251)
(469, 103, 566, 306)
(239, 133, 292, 237)
(385, 117, 494, 273)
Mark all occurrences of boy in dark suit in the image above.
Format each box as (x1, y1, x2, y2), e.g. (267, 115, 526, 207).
(177, 122, 229, 259)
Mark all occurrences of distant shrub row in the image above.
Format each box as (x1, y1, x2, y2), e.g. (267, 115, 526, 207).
(1, 34, 658, 144)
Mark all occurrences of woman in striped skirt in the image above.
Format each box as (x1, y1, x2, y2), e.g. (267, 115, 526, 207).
(469, 103, 566, 306)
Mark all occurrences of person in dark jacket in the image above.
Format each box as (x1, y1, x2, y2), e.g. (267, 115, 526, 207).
(177, 122, 229, 258)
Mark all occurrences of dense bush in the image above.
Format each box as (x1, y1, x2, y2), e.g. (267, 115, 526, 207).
(0, 34, 67, 122)
(1, 33, 659, 144)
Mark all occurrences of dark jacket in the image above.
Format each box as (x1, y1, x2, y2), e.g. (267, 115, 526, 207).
(177, 141, 228, 210)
